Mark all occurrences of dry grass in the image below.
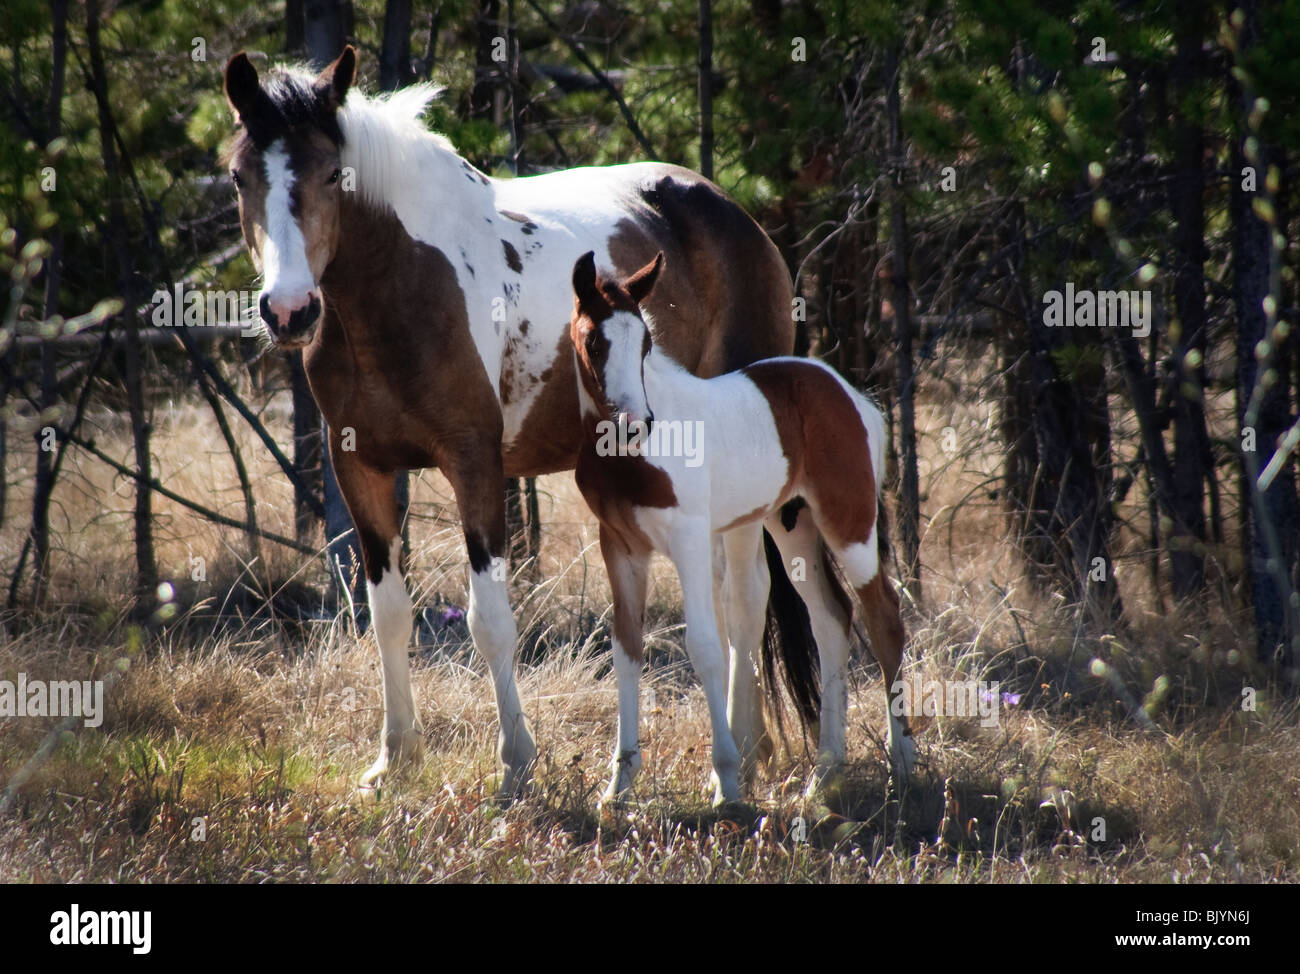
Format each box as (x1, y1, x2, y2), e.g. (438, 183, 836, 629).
(1, 350, 1296, 883)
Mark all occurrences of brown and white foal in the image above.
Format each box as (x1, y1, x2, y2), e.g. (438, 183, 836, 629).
(570, 252, 915, 804)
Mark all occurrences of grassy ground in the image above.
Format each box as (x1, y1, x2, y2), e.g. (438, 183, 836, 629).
(1, 351, 1296, 883)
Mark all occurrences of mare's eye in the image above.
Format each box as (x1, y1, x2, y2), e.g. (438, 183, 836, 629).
(327, 168, 341, 185)
(230, 169, 243, 190)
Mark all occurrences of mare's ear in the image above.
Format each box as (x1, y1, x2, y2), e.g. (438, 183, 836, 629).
(315, 45, 357, 111)
(572, 251, 602, 312)
(625, 251, 664, 305)
(224, 52, 261, 121)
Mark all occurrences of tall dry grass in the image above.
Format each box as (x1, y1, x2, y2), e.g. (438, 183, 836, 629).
(0, 349, 1295, 882)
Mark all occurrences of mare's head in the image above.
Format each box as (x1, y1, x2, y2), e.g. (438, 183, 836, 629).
(570, 251, 664, 429)
(223, 46, 356, 348)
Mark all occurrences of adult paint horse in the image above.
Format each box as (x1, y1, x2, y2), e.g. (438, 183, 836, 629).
(222, 46, 843, 796)
(569, 252, 915, 803)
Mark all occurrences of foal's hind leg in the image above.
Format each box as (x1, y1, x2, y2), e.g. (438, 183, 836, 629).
(330, 446, 424, 789)
(599, 525, 651, 804)
(856, 573, 915, 777)
(721, 523, 771, 792)
(822, 522, 916, 778)
(765, 503, 854, 795)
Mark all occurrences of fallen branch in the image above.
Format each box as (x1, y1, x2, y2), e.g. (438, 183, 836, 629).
(64, 431, 318, 556)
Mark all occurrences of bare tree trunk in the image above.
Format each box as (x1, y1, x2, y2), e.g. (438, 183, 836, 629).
(286, 0, 306, 53)
(471, 0, 502, 123)
(305, 0, 351, 69)
(86, 0, 155, 601)
(1167, 0, 1210, 598)
(380, 0, 413, 91)
(1232, 0, 1299, 671)
(288, 352, 322, 544)
(29, 0, 68, 605)
(884, 44, 921, 601)
(502, 0, 516, 171)
(697, 0, 713, 180)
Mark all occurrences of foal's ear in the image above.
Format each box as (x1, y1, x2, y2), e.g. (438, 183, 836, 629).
(316, 45, 357, 111)
(625, 251, 664, 305)
(572, 251, 601, 311)
(224, 52, 261, 121)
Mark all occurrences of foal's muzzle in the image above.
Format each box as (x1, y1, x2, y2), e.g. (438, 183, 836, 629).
(260, 293, 322, 346)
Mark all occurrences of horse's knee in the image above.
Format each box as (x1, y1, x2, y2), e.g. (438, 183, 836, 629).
(467, 564, 517, 663)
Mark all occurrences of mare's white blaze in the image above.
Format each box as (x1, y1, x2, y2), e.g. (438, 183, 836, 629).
(601, 311, 653, 424)
(260, 143, 316, 313)
(366, 539, 417, 738)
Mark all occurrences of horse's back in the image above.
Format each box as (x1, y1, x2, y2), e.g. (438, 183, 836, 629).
(502, 161, 796, 375)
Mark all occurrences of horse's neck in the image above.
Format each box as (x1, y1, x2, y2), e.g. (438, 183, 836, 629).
(324, 165, 495, 342)
(342, 123, 497, 239)
(643, 347, 706, 416)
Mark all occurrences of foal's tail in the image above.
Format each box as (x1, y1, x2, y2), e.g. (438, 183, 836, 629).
(760, 529, 822, 732)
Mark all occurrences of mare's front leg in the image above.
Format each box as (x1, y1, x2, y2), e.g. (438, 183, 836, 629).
(668, 520, 742, 805)
(439, 438, 536, 799)
(330, 443, 423, 790)
(598, 525, 651, 805)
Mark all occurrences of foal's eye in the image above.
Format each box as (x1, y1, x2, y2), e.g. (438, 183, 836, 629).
(327, 168, 341, 185)
(230, 169, 243, 190)
(584, 332, 601, 356)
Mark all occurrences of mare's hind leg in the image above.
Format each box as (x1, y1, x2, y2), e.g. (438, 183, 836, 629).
(599, 525, 651, 804)
(765, 501, 854, 795)
(721, 523, 771, 792)
(439, 441, 536, 799)
(330, 444, 423, 789)
(667, 519, 742, 804)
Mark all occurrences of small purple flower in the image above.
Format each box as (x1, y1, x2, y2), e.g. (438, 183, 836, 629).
(1001, 692, 1021, 707)
(981, 688, 997, 706)
(439, 606, 465, 626)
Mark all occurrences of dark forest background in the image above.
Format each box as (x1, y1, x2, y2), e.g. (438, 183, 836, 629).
(2, 0, 1297, 681)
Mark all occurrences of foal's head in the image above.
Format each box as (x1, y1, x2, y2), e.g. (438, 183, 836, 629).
(570, 251, 664, 429)
(223, 47, 357, 348)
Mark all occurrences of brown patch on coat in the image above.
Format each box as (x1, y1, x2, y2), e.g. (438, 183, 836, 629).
(575, 432, 678, 557)
(303, 199, 507, 569)
(741, 360, 877, 549)
(600, 523, 652, 661)
(500, 331, 582, 476)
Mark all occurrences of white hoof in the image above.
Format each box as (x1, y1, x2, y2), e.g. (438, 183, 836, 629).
(358, 727, 424, 791)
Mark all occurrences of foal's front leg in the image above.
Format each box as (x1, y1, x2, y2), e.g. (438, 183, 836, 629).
(669, 521, 742, 805)
(598, 525, 651, 804)
(721, 524, 771, 791)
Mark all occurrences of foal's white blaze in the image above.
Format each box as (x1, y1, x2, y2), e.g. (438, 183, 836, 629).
(260, 142, 317, 322)
(600, 312, 653, 425)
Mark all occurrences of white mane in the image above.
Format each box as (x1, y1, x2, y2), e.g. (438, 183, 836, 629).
(337, 83, 460, 211)
(262, 66, 464, 213)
